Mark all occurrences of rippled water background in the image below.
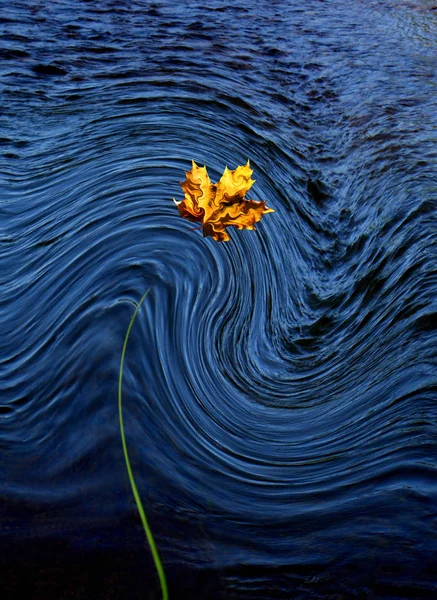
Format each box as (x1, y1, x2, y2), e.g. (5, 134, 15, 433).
(2, 0, 437, 598)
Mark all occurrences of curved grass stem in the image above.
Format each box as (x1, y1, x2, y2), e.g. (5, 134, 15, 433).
(118, 288, 169, 600)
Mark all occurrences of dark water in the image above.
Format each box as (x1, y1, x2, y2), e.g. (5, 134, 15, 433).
(1, 0, 437, 598)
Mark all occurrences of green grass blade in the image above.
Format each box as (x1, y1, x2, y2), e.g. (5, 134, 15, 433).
(118, 288, 169, 600)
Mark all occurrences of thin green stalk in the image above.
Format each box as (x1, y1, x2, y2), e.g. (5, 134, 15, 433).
(118, 288, 169, 600)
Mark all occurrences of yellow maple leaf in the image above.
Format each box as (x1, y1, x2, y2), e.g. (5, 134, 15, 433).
(174, 160, 275, 242)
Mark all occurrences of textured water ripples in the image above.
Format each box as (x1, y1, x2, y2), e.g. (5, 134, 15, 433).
(1, 0, 437, 597)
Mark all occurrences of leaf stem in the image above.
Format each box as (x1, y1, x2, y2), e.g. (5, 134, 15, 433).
(118, 288, 169, 600)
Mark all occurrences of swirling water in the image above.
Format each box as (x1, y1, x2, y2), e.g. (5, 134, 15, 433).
(1, 0, 437, 597)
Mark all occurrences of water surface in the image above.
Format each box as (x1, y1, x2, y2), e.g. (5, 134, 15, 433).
(1, 0, 437, 597)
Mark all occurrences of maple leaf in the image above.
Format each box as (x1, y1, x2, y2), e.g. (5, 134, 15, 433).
(174, 160, 275, 242)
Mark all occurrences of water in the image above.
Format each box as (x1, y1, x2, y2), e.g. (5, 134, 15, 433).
(1, 1, 437, 597)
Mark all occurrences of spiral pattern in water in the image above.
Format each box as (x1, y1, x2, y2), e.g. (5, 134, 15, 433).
(1, 1, 437, 597)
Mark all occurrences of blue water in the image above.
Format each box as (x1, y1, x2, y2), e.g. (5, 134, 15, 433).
(1, 0, 437, 597)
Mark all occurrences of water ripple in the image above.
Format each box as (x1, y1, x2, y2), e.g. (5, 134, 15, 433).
(1, 0, 437, 597)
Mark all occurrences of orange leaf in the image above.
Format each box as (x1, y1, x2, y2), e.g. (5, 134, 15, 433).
(174, 161, 274, 242)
